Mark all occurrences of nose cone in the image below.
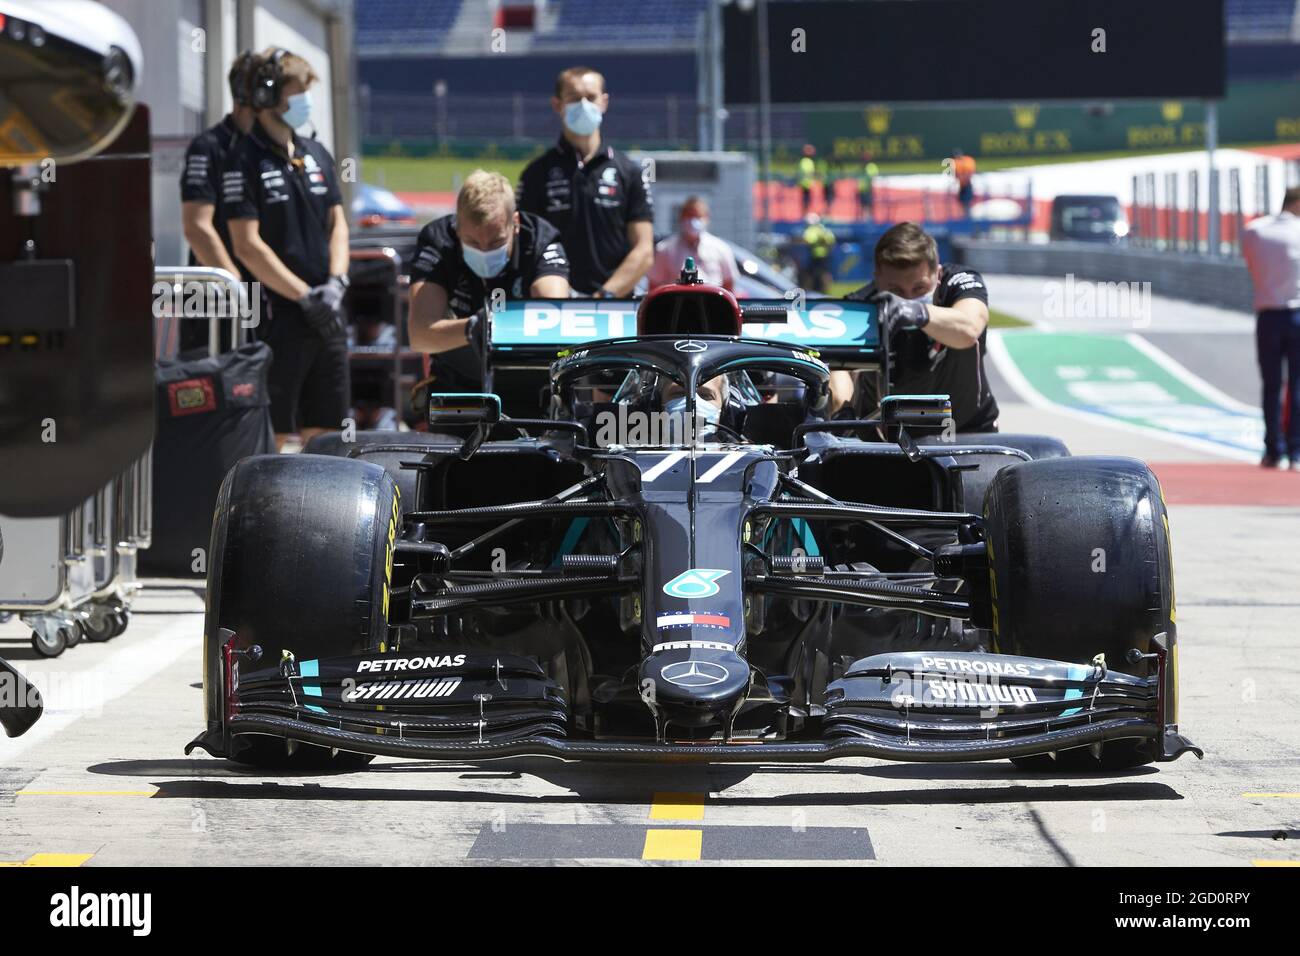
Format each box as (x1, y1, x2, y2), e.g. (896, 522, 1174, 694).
(640, 646, 752, 729)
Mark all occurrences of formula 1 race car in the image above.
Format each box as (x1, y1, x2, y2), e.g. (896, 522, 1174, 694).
(187, 270, 1201, 770)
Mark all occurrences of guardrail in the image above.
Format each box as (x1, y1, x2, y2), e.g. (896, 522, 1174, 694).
(952, 237, 1254, 313)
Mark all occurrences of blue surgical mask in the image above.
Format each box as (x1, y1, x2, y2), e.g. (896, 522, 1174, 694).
(462, 240, 510, 279)
(564, 99, 603, 136)
(664, 395, 721, 442)
(282, 91, 312, 129)
(913, 292, 934, 305)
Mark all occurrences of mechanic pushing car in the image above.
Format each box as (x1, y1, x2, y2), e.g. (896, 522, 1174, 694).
(178, 49, 261, 353)
(836, 221, 998, 432)
(222, 48, 350, 447)
(407, 170, 571, 381)
(516, 66, 654, 297)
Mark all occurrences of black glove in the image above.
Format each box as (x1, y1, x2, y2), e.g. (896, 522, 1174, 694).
(298, 276, 348, 339)
(869, 290, 930, 331)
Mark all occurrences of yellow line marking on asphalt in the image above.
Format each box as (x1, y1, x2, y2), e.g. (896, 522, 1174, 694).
(642, 829, 702, 861)
(0, 853, 95, 867)
(649, 791, 705, 821)
(1242, 793, 1300, 799)
(17, 790, 156, 797)
(1253, 860, 1300, 867)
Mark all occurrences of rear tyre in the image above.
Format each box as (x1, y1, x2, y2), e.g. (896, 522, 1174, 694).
(983, 457, 1175, 771)
(919, 432, 1070, 513)
(302, 430, 458, 514)
(204, 454, 400, 769)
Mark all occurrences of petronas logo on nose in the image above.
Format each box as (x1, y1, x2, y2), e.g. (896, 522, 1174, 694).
(662, 569, 730, 599)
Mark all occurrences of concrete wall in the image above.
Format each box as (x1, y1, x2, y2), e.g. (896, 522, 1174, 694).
(98, 0, 353, 265)
(952, 238, 1256, 313)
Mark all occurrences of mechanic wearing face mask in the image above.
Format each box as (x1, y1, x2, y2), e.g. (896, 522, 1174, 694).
(407, 170, 570, 385)
(835, 221, 997, 432)
(516, 66, 654, 297)
(648, 196, 739, 291)
(222, 48, 350, 447)
(177, 50, 260, 353)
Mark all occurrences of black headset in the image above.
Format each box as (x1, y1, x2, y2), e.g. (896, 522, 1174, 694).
(249, 48, 287, 111)
(228, 49, 257, 106)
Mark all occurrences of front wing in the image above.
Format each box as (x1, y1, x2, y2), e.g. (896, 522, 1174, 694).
(186, 636, 1201, 765)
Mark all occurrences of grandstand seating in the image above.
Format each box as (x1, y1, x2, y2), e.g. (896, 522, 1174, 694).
(1226, 0, 1298, 41)
(531, 0, 710, 49)
(355, 0, 462, 50)
(356, 2, 1298, 55)
(357, 0, 712, 54)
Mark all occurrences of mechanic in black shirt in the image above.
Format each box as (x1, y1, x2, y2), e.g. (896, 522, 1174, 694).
(516, 66, 654, 296)
(408, 170, 570, 379)
(838, 221, 998, 432)
(177, 49, 259, 352)
(221, 48, 350, 446)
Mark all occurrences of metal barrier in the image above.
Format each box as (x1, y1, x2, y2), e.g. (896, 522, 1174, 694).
(0, 274, 195, 654)
(0, 451, 148, 654)
(1128, 159, 1300, 256)
(152, 265, 251, 359)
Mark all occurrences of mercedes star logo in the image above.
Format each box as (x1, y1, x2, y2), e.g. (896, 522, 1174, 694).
(661, 660, 729, 687)
(674, 340, 708, 353)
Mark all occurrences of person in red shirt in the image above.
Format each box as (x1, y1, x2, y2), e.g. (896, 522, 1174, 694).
(648, 197, 739, 290)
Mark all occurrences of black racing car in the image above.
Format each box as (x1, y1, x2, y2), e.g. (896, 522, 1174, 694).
(188, 270, 1200, 770)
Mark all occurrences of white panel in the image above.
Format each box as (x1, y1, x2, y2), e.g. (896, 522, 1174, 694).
(253, 0, 336, 155)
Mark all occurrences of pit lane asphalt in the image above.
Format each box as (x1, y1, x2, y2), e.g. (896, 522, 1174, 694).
(2, 491, 1296, 866)
(2, 289, 1297, 865)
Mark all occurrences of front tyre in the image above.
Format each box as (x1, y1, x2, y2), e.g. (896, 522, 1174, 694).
(203, 454, 401, 769)
(983, 456, 1176, 771)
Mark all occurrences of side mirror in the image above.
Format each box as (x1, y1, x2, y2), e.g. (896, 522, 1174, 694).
(0, 1, 143, 167)
(426, 392, 502, 429)
(428, 393, 502, 460)
(880, 394, 952, 430)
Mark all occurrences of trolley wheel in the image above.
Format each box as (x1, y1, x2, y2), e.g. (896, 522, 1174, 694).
(82, 606, 118, 642)
(108, 610, 130, 638)
(31, 627, 67, 657)
(64, 622, 83, 647)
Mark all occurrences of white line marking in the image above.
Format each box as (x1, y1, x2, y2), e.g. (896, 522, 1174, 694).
(987, 331, 1258, 463)
(1124, 332, 1261, 414)
(640, 451, 689, 483)
(696, 451, 745, 484)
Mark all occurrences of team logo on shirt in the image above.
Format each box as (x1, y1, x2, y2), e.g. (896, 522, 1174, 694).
(597, 165, 621, 200)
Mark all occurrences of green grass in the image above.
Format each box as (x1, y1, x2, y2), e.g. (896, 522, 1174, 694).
(987, 308, 1030, 328)
(362, 142, 1281, 192)
(363, 155, 530, 192)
